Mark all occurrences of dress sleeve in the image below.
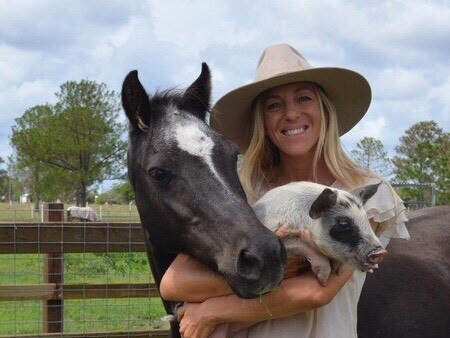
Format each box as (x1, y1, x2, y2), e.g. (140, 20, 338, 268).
(363, 178, 410, 247)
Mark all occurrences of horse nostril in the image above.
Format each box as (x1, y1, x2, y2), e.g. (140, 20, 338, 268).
(236, 249, 263, 282)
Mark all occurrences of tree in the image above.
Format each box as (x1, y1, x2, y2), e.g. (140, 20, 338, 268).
(10, 80, 127, 206)
(8, 153, 74, 208)
(392, 121, 449, 205)
(97, 181, 135, 204)
(351, 137, 392, 177)
(0, 156, 9, 201)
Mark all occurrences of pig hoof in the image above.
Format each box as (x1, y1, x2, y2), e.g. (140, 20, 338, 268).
(331, 262, 344, 276)
(312, 267, 330, 286)
(318, 276, 328, 286)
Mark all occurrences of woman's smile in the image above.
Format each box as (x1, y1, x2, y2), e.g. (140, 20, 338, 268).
(281, 124, 309, 136)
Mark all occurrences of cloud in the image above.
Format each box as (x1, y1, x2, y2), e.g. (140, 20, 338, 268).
(148, 0, 261, 56)
(0, 0, 448, 187)
(343, 116, 387, 144)
(372, 68, 427, 100)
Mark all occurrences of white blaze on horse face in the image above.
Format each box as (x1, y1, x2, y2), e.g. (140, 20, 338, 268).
(174, 120, 227, 188)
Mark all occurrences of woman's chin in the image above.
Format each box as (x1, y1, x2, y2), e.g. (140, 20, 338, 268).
(278, 145, 315, 158)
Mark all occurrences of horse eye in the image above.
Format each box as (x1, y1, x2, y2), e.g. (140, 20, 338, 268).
(148, 168, 171, 184)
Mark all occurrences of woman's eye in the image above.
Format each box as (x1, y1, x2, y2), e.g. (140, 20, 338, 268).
(266, 102, 282, 110)
(148, 167, 171, 185)
(297, 96, 311, 103)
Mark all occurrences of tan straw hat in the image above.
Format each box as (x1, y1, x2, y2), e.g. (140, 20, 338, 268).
(210, 43, 371, 153)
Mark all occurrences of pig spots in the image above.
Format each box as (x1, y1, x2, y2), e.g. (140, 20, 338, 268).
(329, 217, 362, 248)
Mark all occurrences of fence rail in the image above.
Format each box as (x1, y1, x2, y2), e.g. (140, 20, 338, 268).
(0, 283, 159, 301)
(0, 222, 147, 253)
(0, 202, 169, 338)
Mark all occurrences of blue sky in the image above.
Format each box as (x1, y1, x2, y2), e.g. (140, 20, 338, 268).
(0, 0, 449, 191)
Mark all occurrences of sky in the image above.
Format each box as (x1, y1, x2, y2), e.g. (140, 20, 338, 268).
(0, 0, 449, 191)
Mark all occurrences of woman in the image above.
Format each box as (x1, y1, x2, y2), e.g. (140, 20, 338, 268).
(160, 44, 410, 338)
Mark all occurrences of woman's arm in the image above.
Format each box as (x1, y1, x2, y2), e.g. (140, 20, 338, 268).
(161, 253, 354, 313)
(160, 229, 310, 302)
(176, 265, 355, 338)
(159, 254, 231, 302)
(199, 265, 354, 325)
(160, 253, 309, 302)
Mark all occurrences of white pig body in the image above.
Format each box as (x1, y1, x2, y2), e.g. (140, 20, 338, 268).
(253, 181, 386, 284)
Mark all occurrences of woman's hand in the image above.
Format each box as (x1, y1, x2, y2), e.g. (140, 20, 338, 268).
(177, 302, 219, 338)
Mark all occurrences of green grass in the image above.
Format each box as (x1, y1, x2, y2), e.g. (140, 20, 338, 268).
(1, 298, 168, 335)
(0, 253, 168, 335)
(0, 202, 141, 222)
(0, 203, 169, 335)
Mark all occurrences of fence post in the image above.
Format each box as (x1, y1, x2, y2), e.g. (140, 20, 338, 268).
(431, 184, 436, 206)
(42, 202, 64, 333)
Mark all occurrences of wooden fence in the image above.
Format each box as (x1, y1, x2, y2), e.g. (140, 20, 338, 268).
(0, 203, 169, 338)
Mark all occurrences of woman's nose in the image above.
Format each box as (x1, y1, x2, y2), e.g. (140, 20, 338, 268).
(283, 101, 300, 121)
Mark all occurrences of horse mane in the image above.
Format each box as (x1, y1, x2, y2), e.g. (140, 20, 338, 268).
(149, 88, 184, 108)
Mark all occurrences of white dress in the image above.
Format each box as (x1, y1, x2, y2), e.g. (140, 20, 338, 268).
(214, 177, 410, 338)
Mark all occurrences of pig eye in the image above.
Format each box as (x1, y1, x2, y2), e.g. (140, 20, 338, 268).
(336, 217, 352, 231)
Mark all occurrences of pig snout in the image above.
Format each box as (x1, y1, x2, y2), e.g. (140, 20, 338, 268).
(362, 247, 387, 271)
(368, 247, 387, 266)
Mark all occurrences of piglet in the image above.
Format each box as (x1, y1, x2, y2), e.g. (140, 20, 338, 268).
(253, 181, 387, 286)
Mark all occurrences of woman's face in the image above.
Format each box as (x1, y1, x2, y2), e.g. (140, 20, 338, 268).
(262, 82, 321, 158)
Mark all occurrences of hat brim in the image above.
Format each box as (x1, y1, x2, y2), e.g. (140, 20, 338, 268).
(210, 67, 371, 153)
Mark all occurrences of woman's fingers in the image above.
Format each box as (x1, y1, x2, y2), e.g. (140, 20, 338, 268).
(177, 305, 186, 322)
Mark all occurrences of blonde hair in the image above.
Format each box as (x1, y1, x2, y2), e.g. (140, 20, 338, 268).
(240, 83, 373, 199)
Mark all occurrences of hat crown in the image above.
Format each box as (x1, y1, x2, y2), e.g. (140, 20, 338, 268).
(254, 44, 313, 81)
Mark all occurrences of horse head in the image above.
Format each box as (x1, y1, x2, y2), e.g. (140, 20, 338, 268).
(122, 63, 286, 299)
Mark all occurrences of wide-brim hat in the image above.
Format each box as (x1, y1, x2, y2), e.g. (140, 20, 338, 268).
(210, 43, 371, 153)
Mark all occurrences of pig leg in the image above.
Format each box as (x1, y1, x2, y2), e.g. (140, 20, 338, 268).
(283, 237, 331, 286)
(276, 224, 332, 285)
(331, 260, 344, 276)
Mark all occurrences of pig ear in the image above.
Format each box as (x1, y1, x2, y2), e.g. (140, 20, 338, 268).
(309, 188, 337, 219)
(180, 62, 211, 121)
(121, 70, 152, 131)
(351, 182, 381, 205)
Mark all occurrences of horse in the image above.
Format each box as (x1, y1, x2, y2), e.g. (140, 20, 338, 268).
(358, 205, 450, 338)
(121, 63, 287, 337)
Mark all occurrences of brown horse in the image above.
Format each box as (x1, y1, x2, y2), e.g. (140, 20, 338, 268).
(358, 205, 450, 338)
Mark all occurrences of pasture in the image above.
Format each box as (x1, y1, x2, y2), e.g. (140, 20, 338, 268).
(0, 202, 141, 222)
(0, 202, 168, 336)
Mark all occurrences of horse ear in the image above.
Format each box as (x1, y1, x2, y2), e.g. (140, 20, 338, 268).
(121, 70, 151, 131)
(180, 63, 211, 121)
(351, 182, 381, 205)
(309, 188, 337, 219)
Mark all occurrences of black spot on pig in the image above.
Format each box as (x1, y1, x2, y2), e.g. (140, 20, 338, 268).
(352, 183, 381, 205)
(329, 216, 362, 248)
(309, 188, 337, 219)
